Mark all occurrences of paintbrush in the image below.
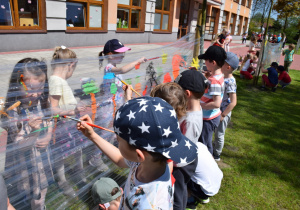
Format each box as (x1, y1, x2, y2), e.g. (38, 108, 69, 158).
(114, 75, 141, 97)
(62, 115, 114, 133)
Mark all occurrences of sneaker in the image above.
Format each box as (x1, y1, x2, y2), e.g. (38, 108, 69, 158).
(260, 86, 267, 91)
(89, 155, 109, 172)
(282, 85, 286, 89)
(250, 71, 255, 75)
(214, 157, 221, 161)
(58, 181, 76, 198)
(271, 87, 277, 92)
(200, 198, 210, 204)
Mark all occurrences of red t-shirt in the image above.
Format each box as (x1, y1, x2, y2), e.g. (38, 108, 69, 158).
(279, 71, 291, 83)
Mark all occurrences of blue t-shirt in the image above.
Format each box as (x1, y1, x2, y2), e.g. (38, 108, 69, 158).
(277, 37, 282, 42)
(267, 67, 278, 85)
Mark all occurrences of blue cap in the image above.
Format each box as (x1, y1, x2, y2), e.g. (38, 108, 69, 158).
(113, 97, 197, 165)
(225, 52, 239, 70)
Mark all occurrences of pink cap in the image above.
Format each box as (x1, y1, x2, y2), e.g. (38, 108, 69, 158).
(114, 47, 131, 53)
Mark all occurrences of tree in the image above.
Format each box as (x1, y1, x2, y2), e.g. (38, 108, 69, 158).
(271, 19, 282, 34)
(273, 0, 300, 32)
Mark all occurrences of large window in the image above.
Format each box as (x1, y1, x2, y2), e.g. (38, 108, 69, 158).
(230, 13, 236, 35)
(0, 0, 45, 32)
(66, 0, 107, 31)
(117, 0, 145, 31)
(236, 15, 242, 35)
(154, 0, 173, 32)
(222, 11, 228, 29)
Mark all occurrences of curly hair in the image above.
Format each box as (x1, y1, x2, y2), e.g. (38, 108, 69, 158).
(150, 82, 187, 120)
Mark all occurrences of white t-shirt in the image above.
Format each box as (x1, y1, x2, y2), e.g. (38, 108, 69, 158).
(191, 142, 223, 196)
(119, 160, 173, 210)
(49, 75, 77, 110)
(179, 111, 203, 144)
(242, 59, 251, 71)
(249, 41, 255, 50)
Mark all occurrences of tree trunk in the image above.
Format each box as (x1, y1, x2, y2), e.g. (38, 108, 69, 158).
(296, 35, 300, 52)
(283, 15, 288, 33)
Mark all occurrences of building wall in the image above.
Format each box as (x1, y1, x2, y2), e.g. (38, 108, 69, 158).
(0, 0, 179, 52)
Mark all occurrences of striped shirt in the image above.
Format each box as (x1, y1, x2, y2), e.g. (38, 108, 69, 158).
(200, 74, 225, 120)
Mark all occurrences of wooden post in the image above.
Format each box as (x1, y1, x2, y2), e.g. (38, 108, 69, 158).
(199, 0, 207, 70)
(253, 0, 274, 86)
(193, 9, 202, 61)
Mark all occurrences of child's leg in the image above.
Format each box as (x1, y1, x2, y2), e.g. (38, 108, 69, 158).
(261, 74, 268, 86)
(187, 180, 209, 200)
(31, 188, 47, 210)
(199, 116, 221, 155)
(213, 112, 232, 159)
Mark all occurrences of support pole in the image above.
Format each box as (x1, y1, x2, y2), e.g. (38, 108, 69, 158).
(253, 0, 274, 86)
(193, 9, 202, 61)
(199, 0, 207, 70)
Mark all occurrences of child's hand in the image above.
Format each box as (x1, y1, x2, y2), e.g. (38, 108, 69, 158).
(29, 116, 42, 130)
(77, 115, 95, 139)
(122, 85, 133, 101)
(138, 57, 147, 64)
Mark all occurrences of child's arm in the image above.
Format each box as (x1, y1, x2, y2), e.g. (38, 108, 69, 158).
(77, 115, 129, 168)
(49, 95, 85, 116)
(221, 93, 237, 121)
(201, 95, 221, 110)
(122, 85, 133, 102)
(111, 57, 146, 74)
(260, 65, 268, 73)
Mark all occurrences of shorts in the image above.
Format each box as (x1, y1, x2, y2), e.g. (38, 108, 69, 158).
(262, 74, 276, 87)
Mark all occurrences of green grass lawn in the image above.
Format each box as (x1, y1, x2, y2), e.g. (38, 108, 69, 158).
(196, 70, 300, 209)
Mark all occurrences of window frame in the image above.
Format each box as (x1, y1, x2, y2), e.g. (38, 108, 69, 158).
(0, 0, 46, 33)
(153, 0, 174, 33)
(116, 0, 146, 32)
(230, 13, 236, 35)
(66, 0, 108, 33)
(243, 17, 248, 34)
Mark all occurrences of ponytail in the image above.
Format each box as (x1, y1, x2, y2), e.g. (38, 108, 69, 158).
(51, 46, 77, 69)
(98, 51, 105, 70)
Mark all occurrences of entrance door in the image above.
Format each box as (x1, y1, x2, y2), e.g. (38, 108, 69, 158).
(178, 0, 190, 39)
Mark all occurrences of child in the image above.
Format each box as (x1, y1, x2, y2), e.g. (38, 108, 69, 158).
(93, 39, 146, 171)
(213, 52, 239, 161)
(198, 46, 226, 155)
(211, 33, 220, 46)
(175, 70, 207, 144)
(77, 97, 197, 209)
(249, 36, 256, 52)
(242, 33, 247, 44)
(213, 28, 228, 48)
(282, 44, 295, 73)
(186, 142, 223, 207)
(150, 82, 197, 210)
(277, 65, 291, 89)
(260, 62, 279, 91)
(2, 58, 53, 209)
(49, 46, 85, 197)
(224, 32, 232, 52)
(92, 177, 123, 210)
(240, 54, 257, 80)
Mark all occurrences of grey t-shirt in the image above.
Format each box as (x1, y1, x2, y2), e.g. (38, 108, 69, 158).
(179, 111, 203, 144)
(221, 77, 237, 112)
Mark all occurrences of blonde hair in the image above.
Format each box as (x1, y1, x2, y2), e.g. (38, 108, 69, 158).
(289, 44, 295, 50)
(51, 46, 77, 69)
(150, 83, 187, 120)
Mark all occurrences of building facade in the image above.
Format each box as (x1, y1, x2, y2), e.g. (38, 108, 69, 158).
(0, 0, 251, 52)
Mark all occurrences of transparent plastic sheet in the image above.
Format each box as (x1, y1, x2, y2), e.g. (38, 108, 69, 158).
(261, 41, 282, 69)
(0, 33, 199, 209)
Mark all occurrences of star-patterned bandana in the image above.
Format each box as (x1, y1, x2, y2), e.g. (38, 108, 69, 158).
(114, 96, 197, 165)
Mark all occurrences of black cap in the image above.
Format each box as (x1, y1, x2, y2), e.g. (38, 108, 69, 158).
(175, 70, 208, 93)
(103, 39, 131, 54)
(198, 46, 227, 63)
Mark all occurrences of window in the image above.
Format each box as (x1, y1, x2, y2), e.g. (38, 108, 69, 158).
(0, 0, 46, 32)
(243, 17, 248, 33)
(236, 15, 243, 35)
(154, 0, 173, 32)
(222, 11, 228, 29)
(206, 8, 218, 35)
(66, 0, 107, 31)
(246, 0, 250, 7)
(117, 0, 145, 31)
(230, 13, 236, 34)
